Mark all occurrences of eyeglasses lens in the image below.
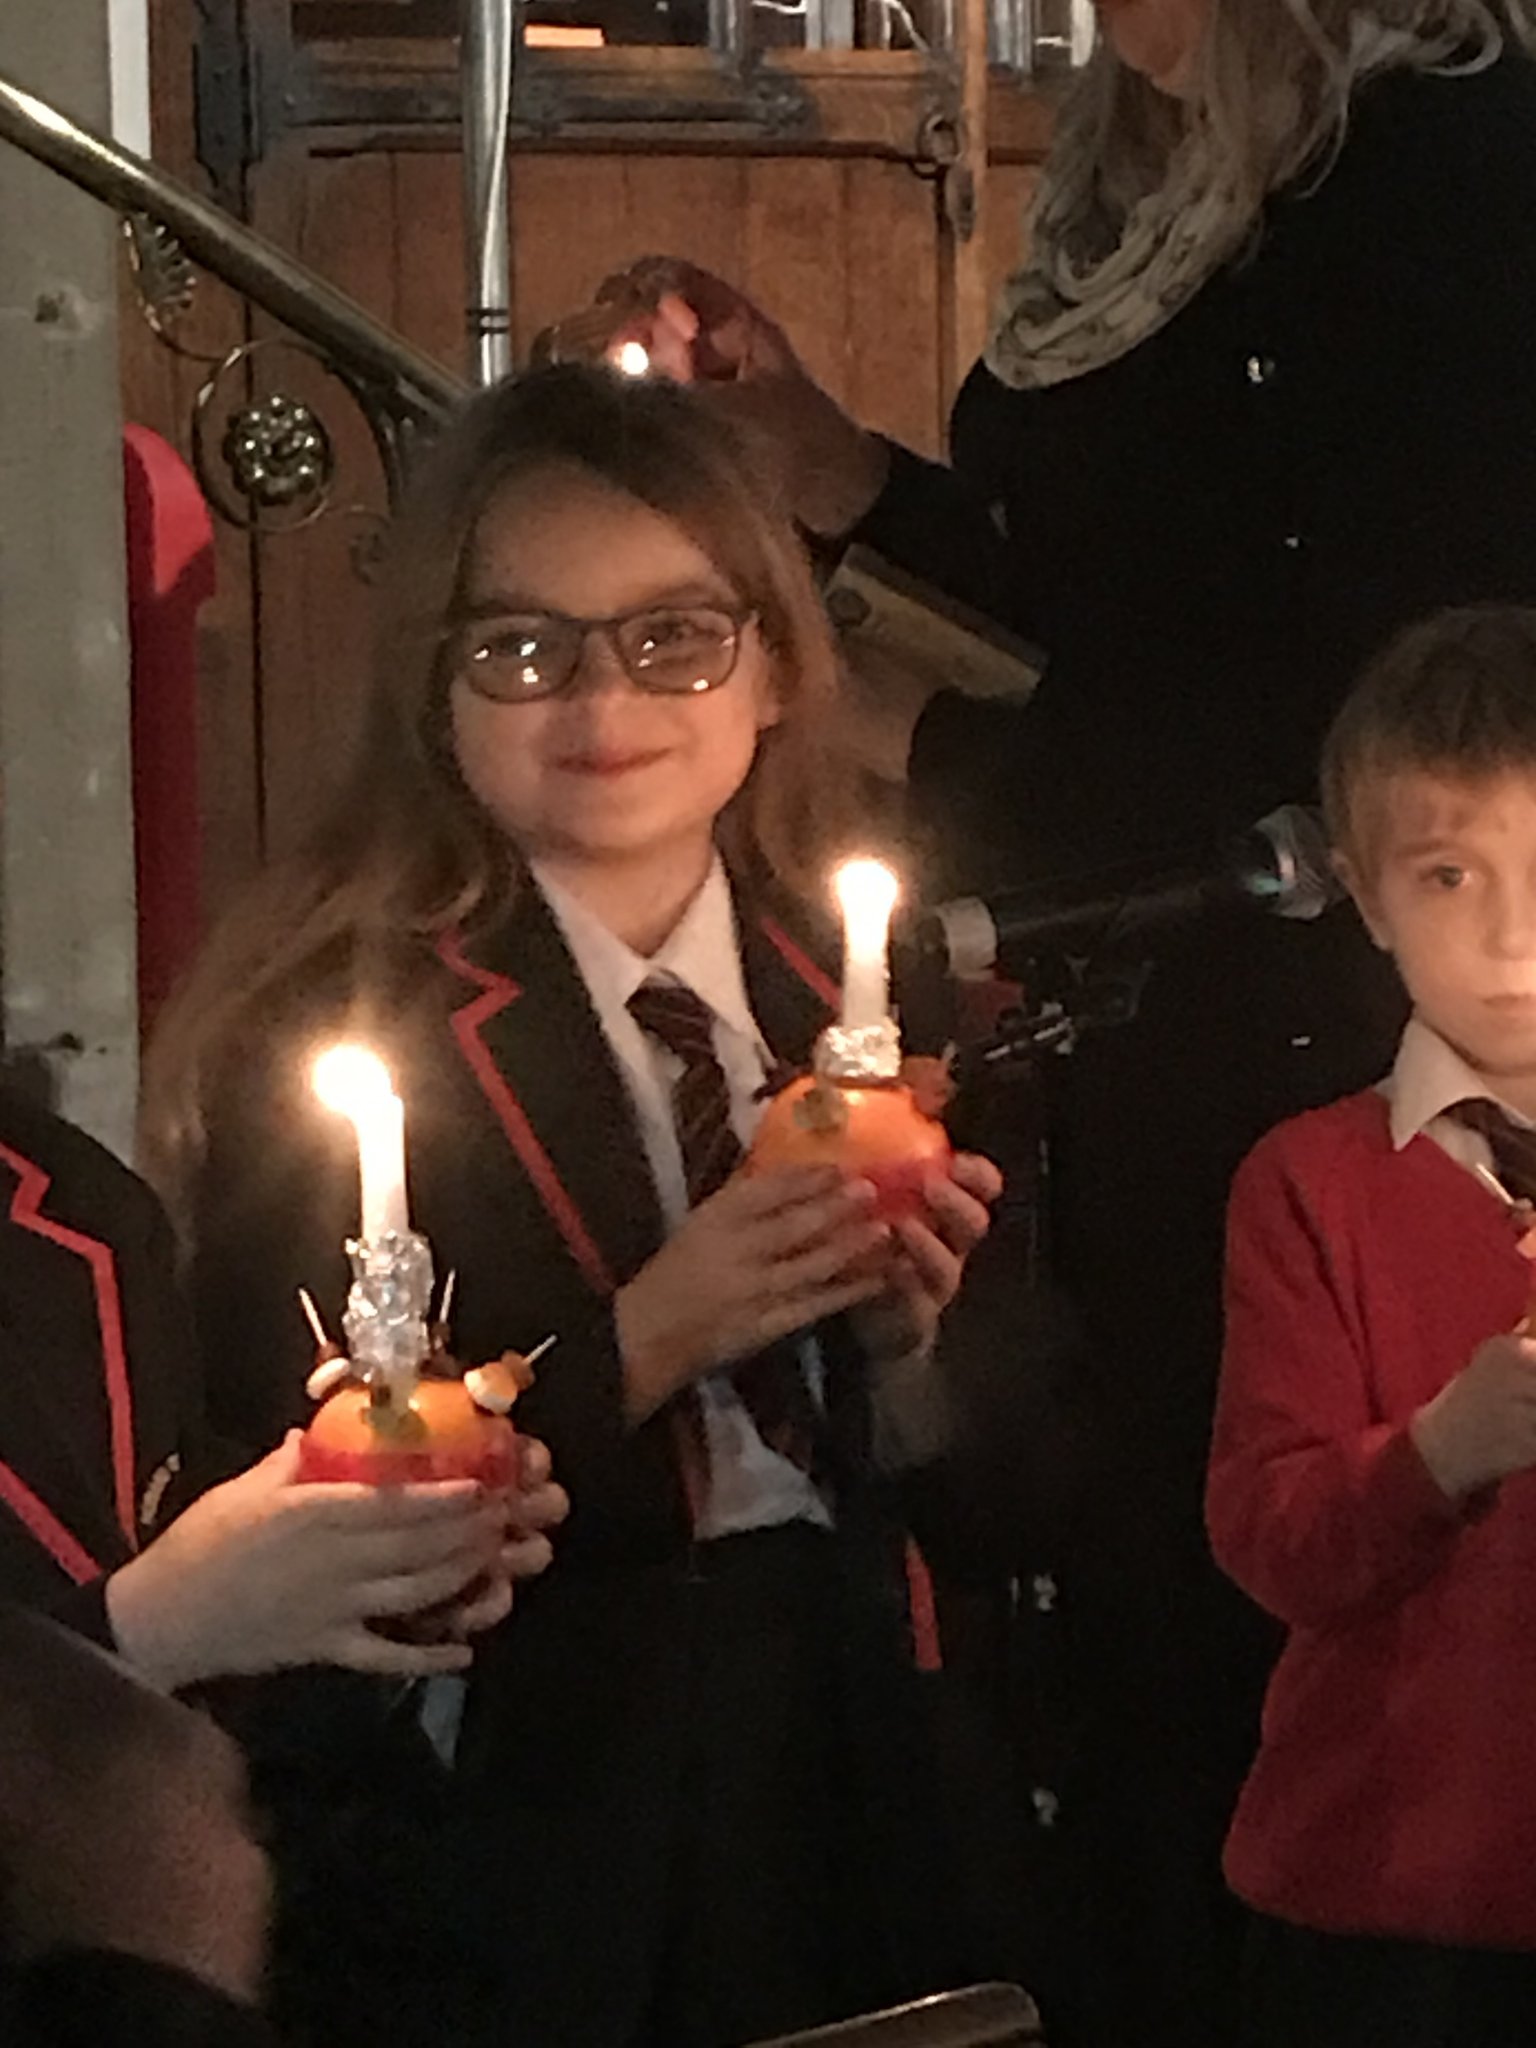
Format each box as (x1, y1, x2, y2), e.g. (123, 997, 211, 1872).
(462, 609, 739, 701)
(619, 611, 738, 695)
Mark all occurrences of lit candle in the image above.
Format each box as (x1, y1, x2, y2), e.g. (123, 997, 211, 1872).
(614, 339, 651, 378)
(312, 1044, 410, 1241)
(834, 857, 899, 1034)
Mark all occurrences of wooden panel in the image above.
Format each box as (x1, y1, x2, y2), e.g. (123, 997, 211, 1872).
(843, 156, 942, 456)
(503, 154, 753, 360)
(413, 150, 936, 417)
(299, 41, 975, 157)
(391, 150, 464, 370)
(507, 156, 635, 351)
(248, 152, 394, 857)
(615, 154, 751, 293)
(742, 157, 850, 401)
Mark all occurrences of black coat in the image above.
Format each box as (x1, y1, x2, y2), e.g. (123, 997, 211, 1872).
(876, 50, 1536, 881)
(858, 46, 1536, 2048)
(0, 1106, 276, 2044)
(0, 1952, 279, 2048)
(0, 1086, 208, 1637)
(188, 882, 958, 2047)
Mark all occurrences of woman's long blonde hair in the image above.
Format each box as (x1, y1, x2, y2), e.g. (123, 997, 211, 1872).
(1091, 0, 1529, 216)
(988, 1, 1536, 389)
(144, 365, 861, 1197)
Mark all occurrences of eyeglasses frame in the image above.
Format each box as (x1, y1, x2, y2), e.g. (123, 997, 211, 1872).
(445, 598, 760, 705)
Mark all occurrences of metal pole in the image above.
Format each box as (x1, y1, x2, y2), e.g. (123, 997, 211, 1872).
(708, 0, 750, 62)
(462, 0, 515, 388)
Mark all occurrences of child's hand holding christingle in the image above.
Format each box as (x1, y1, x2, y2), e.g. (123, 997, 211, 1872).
(106, 1436, 513, 1688)
(615, 1166, 892, 1421)
(1411, 1330, 1536, 1502)
(854, 1152, 1003, 1362)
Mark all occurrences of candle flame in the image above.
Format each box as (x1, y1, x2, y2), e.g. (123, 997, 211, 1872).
(614, 340, 651, 378)
(834, 857, 899, 931)
(312, 1043, 398, 1120)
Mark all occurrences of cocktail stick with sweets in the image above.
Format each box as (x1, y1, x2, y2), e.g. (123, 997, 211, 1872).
(1470, 1162, 1536, 1333)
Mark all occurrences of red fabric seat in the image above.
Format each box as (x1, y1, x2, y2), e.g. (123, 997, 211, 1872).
(122, 424, 215, 1032)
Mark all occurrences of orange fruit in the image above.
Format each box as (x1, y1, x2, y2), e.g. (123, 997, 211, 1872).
(749, 1075, 952, 1220)
(298, 1376, 518, 1488)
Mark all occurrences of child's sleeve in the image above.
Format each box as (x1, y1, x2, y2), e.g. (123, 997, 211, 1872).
(1206, 1133, 1471, 1631)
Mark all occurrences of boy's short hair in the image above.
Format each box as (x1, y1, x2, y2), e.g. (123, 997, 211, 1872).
(1321, 605, 1536, 873)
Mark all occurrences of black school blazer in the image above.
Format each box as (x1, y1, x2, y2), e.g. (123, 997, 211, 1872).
(186, 878, 892, 1522)
(0, 1087, 205, 1636)
(188, 880, 944, 2041)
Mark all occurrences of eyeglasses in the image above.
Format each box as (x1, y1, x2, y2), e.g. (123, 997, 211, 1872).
(449, 602, 756, 704)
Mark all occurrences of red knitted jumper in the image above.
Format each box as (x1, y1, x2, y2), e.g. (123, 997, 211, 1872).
(1209, 1087, 1536, 1950)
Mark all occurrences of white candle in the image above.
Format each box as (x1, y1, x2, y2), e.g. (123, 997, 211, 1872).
(834, 858, 899, 1033)
(312, 1044, 410, 1241)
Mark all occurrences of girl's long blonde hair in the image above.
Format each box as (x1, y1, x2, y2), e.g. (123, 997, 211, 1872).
(145, 365, 861, 1199)
(988, 1, 1536, 390)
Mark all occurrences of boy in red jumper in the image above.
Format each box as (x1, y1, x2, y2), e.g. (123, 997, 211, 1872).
(1208, 606, 1536, 2048)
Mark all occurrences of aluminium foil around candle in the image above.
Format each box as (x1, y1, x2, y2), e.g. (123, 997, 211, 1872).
(815, 1018, 903, 1084)
(342, 1228, 434, 1404)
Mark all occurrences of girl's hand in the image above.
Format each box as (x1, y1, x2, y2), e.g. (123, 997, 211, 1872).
(106, 1435, 509, 1690)
(443, 1435, 570, 1640)
(615, 1166, 891, 1422)
(1411, 1331, 1536, 1501)
(855, 1151, 1003, 1359)
(598, 256, 891, 537)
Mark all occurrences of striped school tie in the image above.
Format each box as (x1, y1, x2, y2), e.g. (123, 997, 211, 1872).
(627, 980, 821, 1513)
(1448, 1096, 1536, 1205)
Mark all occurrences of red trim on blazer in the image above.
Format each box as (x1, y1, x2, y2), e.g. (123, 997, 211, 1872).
(0, 1463, 102, 1585)
(0, 1140, 138, 1555)
(903, 1539, 942, 1674)
(759, 916, 840, 1013)
(435, 930, 618, 1298)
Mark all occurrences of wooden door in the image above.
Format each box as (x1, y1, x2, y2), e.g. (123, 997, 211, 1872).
(124, 0, 1055, 899)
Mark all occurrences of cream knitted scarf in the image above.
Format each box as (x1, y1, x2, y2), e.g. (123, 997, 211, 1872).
(985, 11, 1505, 391)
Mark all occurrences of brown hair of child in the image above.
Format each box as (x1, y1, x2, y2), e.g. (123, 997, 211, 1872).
(143, 364, 866, 1201)
(1321, 604, 1536, 880)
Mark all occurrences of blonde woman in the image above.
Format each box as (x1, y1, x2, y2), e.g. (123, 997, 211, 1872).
(612, 7, 1536, 2043)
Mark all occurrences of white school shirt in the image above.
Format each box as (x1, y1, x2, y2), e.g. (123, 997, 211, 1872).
(531, 857, 832, 1538)
(1383, 1012, 1536, 1186)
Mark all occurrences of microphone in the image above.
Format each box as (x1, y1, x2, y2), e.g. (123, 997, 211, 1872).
(914, 804, 1344, 983)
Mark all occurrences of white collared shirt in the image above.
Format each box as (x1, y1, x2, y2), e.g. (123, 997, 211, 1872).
(1383, 1013, 1536, 1192)
(532, 856, 831, 1538)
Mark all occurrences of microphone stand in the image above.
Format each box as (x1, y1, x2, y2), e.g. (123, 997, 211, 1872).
(951, 960, 1155, 1088)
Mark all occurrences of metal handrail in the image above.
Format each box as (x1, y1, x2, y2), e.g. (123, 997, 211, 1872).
(0, 68, 466, 433)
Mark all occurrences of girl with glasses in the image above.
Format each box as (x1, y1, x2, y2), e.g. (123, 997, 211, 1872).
(143, 364, 1000, 2048)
